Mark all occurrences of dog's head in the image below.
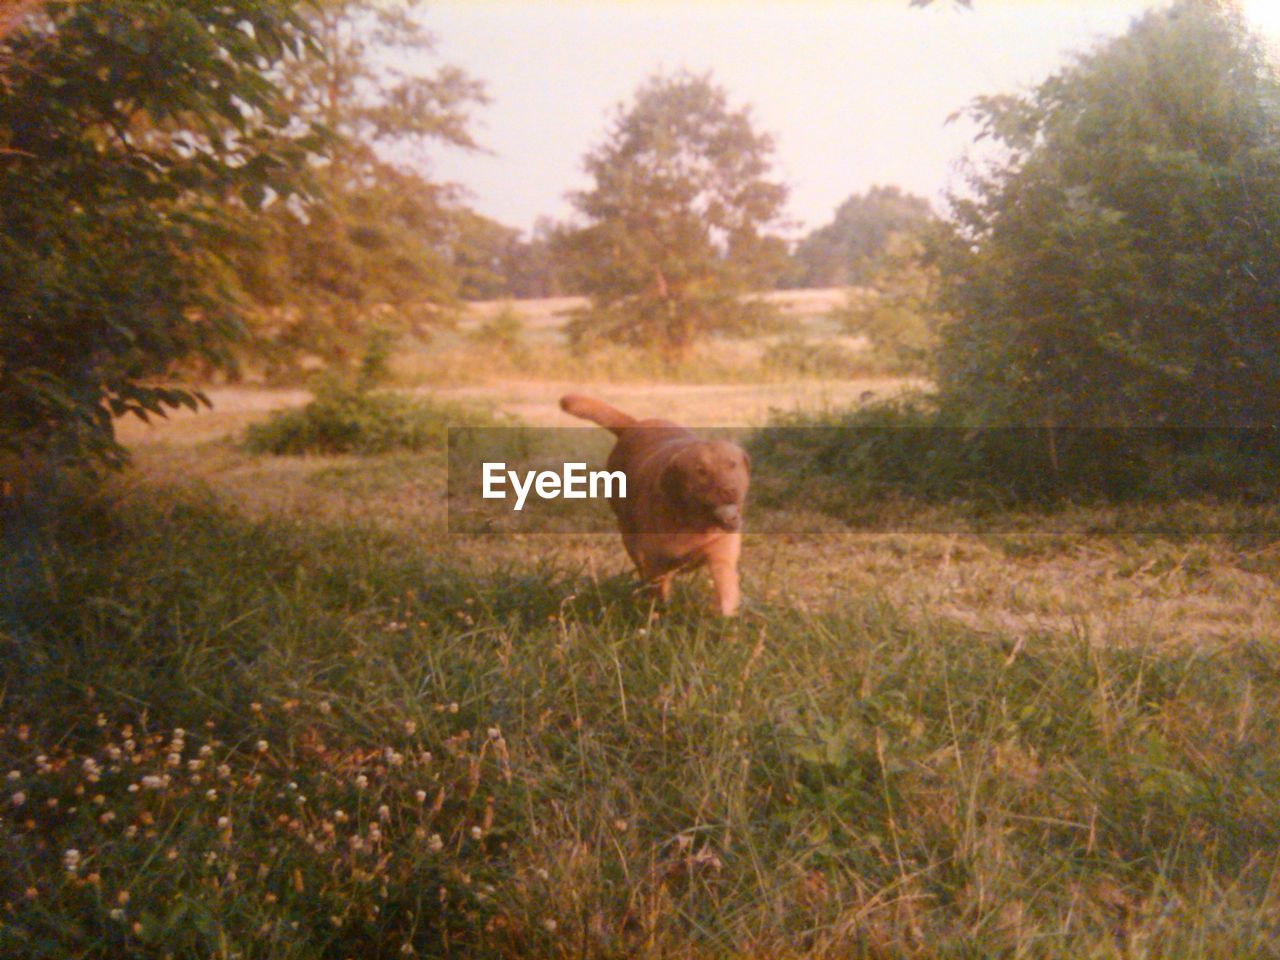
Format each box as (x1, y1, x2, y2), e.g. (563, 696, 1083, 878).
(661, 440, 750, 531)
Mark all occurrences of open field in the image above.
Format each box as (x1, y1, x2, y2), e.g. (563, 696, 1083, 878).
(5, 375, 1280, 958)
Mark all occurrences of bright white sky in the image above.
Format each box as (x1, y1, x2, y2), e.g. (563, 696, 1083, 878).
(417, 1, 1280, 238)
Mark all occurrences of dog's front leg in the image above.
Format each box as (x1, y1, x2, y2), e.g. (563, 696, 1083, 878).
(707, 554, 740, 617)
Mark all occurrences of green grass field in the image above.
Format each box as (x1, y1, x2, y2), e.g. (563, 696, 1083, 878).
(3, 365, 1280, 958)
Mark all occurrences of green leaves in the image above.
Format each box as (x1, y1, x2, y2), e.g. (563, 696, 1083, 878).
(938, 0, 1280, 429)
(564, 71, 789, 360)
(0, 0, 320, 470)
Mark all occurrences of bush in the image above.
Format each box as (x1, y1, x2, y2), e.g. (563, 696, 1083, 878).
(748, 398, 1280, 515)
(938, 1, 1280, 428)
(244, 379, 506, 455)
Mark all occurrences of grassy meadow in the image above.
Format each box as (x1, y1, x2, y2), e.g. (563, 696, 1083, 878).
(3, 295, 1280, 959)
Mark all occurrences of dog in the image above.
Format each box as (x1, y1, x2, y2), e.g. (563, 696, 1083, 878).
(560, 394, 749, 616)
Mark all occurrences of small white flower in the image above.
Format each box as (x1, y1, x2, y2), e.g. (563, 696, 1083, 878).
(95, 714, 108, 728)
(173, 728, 185, 740)
(543, 918, 558, 933)
(109, 908, 125, 921)
(106, 746, 122, 761)
(216, 764, 231, 779)
(403, 720, 416, 735)
(141, 775, 166, 790)
(198, 744, 214, 758)
(255, 740, 268, 753)
(5, 770, 20, 782)
(206, 789, 218, 801)
(470, 826, 483, 841)
(187, 759, 203, 772)
(487, 727, 501, 740)
(385, 748, 404, 767)
(378, 804, 391, 822)
(63, 849, 81, 873)
(427, 833, 443, 853)
(415, 790, 427, 804)
(318, 700, 332, 714)
(11, 792, 26, 807)
(217, 816, 231, 830)
(354, 774, 368, 790)
(124, 825, 138, 839)
(166, 752, 181, 768)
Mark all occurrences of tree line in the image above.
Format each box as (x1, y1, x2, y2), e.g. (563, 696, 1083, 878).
(2, 0, 1277, 476)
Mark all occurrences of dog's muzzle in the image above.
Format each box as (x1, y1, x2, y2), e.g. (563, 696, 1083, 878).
(712, 503, 742, 530)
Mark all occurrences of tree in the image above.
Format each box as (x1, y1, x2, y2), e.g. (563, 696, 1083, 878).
(563, 71, 789, 360)
(232, 0, 486, 371)
(791, 185, 935, 288)
(0, 0, 317, 469)
(937, 0, 1280, 428)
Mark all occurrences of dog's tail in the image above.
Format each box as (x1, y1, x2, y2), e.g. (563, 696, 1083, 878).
(560, 394, 636, 435)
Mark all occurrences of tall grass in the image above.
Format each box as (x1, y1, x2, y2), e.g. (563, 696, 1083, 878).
(3, 484, 1280, 957)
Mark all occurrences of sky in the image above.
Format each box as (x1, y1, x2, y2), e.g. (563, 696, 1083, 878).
(413, 1, 1280, 239)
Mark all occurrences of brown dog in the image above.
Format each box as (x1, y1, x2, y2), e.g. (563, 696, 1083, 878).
(560, 394, 749, 616)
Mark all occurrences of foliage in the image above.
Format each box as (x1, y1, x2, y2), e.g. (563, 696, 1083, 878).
(243, 381, 501, 456)
(830, 230, 943, 373)
(760, 335, 866, 378)
(749, 398, 1280, 513)
(3, 484, 1280, 957)
(937, 0, 1280, 428)
(231, 0, 487, 374)
(562, 71, 789, 360)
(791, 185, 935, 288)
(0, 0, 318, 469)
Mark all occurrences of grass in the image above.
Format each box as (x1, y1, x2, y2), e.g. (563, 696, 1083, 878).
(3, 449, 1280, 957)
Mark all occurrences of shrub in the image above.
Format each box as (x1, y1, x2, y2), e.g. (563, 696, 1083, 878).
(244, 379, 506, 456)
(938, 1, 1280, 428)
(748, 397, 1280, 515)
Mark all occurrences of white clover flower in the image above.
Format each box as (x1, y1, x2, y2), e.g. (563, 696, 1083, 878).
(368, 824, 382, 843)
(141, 775, 166, 790)
(385, 748, 404, 767)
(5, 770, 20, 782)
(427, 833, 444, 853)
(109, 908, 125, 922)
(543, 918, 558, 933)
(354, 774, 368, 790)
(403, 720, 416, 735)
(318, 700, 332, 714)
(187, 759, 203, 772)
(99, 811, 116, 825)
(95, 714, 108, 728)
(63, 849, 81, 873)
(106, 746, 122, 761)
(11, 791, 26, 807)
(173, 728, 185, 740)
(414, 790, 427, 804)
(124, 825, 138, 839)
(123, 739, 136, 752)
(334, 809, 349, 823)
(255, 740, 268, 753)
(217, 816, 231, 830)
(470, 826, 483, 841)
(216, 764, 231, 779)
(166, 753, 181, 768)
(378, 804, 391, 822)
